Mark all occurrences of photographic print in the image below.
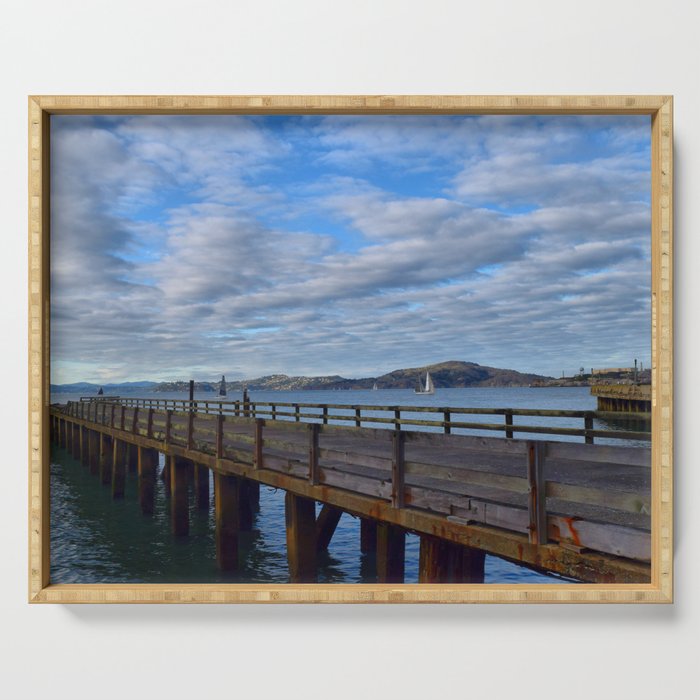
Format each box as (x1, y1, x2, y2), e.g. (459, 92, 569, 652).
(30, 96, 673, 603)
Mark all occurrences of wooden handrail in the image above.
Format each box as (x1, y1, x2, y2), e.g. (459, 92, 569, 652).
(70, 397, 651, 443)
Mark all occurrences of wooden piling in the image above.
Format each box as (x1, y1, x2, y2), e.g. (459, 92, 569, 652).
(81, 426, 90, 467)
(170, 456, 190, 536)
(194, 463, 209, 511)
(285, 492, 317, 583)
(72, 424, 81, 460)
(360, 518, 377, 554)
(238, 479, 254, 531)
(59, 418, 66, 449)
(138, 447, 159, 515)
(316, 504, 342, 552)
(127, 443, 139, 473)
(215, 473, 240, 571)
(99, 433, 113, 485)
(418, 536, 486, 583)
(111, 438, 126, 498)
(88, 429, 99, 475)
(376, 523, 405, 583)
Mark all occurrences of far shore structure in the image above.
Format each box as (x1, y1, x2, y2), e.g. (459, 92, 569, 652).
(48, 113, 652, 585)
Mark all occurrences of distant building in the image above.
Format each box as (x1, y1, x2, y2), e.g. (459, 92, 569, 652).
(591, 367, 635, 375)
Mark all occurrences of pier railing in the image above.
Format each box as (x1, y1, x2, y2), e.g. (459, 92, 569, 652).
(76, 396, 651, 444)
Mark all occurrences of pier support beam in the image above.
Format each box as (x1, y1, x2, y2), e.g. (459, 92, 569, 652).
(285, 493, 317, 583)
(215, 473, 240, 571)
(111, 438, 126, 498)
(71, 424, 80, 460)
(418, 536, 486, 583)
(376, 523, 405, 583)
(316, 505, 343, 552)
(88, 430, 100, 475)
(138, 447, 159, 515)
(127, 444, 139, 474)
(170, 456, 191, 536)
(194, 463, 210, 511)
(59, 419, 67, 449)
(99, 433, 113, 485)
(360, 518, 377, 554)
(80, 427, 90, 467)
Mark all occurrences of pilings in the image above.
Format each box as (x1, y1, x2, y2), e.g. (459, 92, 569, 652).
(99, 433, 113, 484)
(112, 438, 126, 498)
(418, 535, 486, 583)
(376, 523, 406, 583)
(170, 456, 191, 536)
(215, 473, 241, 571)
(88, 429, 100, 475)
(285, 492, 317, 583)
(194, 463, 209, 511)
(138, 447, 159, 515)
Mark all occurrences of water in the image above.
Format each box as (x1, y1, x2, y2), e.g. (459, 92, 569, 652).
(50, 386, 646, 584)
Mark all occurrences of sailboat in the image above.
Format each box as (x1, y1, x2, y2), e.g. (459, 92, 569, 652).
(218, 375, 227, 397)
(372, 382, 378, 391)
(414, 371, 435, 395)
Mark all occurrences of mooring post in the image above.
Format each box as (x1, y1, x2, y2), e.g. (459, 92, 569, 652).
(194, 463, 209, 511)
(138, 447, 159, 515)
(376, 523, 405, 583)
(88, 429, 100, 475)
(170, 455, 190, 536)
(215, 472, 240, 571)
(60, 418, 67, 449)
(285, 492, 317, 583)
(99, 433, 113, 485)
(111, 438, 126, 498)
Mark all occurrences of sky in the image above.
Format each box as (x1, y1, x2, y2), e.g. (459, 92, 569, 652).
(50, 114, 651, 384)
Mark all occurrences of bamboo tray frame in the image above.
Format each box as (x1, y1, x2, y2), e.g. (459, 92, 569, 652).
(28, 95, 673, 603)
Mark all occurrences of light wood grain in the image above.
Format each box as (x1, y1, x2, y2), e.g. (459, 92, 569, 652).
(28, 95, 673, 603)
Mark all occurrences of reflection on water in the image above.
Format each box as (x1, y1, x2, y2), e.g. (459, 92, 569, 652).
(50, 446, 560, 584)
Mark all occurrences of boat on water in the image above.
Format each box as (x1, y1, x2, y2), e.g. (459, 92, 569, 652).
(414, 371, 435, 395)
(97, 387, 104, 396)
(218, 375, 227, 397)
(372, 382, 378, 390)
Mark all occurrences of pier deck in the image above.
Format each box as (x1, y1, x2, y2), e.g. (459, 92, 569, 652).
(50, 398, 652, 584)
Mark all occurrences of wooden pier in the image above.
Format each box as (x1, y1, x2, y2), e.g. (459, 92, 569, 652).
(590, 384, 652, 413)
(49, 398, 652, 584)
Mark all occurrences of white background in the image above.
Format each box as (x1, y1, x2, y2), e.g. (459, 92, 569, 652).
(1, 2, 697, 698)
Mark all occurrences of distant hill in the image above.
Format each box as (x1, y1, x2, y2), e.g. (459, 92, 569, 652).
(52, 362, 553, 395)
(150, 361, 552, 392)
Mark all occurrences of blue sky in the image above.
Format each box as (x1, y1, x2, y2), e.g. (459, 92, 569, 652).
(50, 114, 651, 383)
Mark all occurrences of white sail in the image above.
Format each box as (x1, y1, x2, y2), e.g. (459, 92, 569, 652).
(415, 370, 435, 394)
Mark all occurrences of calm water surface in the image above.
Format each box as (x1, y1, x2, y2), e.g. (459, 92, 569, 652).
(50, 386, 645, 584)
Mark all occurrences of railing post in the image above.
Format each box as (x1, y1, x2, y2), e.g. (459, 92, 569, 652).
(294, 403, 300, 422)
(444, 409, 451, 434)
(322, 405, 328, 425)
(394, 408, 401, 430)
(132, 406, 139, 435)
(235, 400, 240, 417)
(527, 440, 547, 545)
(584, 414, 594, 444)
(110, 403, 115, 428)
(391, 430, 405, 508)
(147, 408, 154, 439)
(271, 404, 277, 420)
(216, 413, 224, 459)
(254, 418, 264, 469)
(101, 402, 106, 425)
(120, 405, 126, 431)
(165, 409, 172, 445)
(355, 407, 361, 428)
(505, 411, 514, 439)
(308, 423, 320, 485)
(187, 410, 195, 450)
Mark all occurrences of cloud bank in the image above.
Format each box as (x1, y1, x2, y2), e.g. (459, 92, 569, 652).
(50, 114, 651, 383)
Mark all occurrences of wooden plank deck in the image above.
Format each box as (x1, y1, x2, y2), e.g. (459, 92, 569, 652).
(51, 400, 652, 583)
